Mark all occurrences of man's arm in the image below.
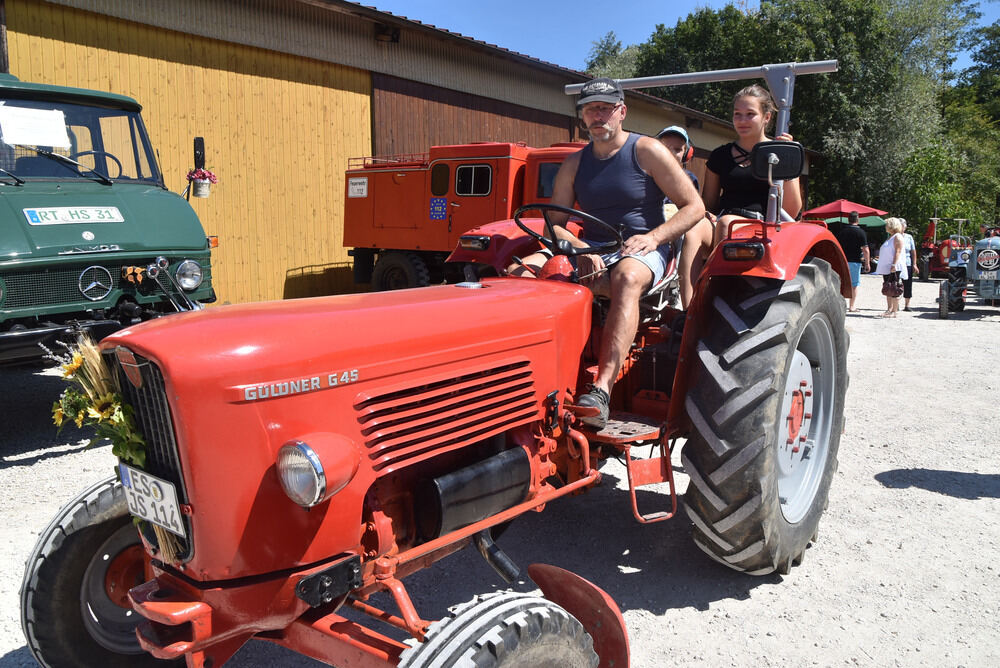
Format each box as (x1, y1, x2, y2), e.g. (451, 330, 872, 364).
(545, 151, 588, 246)
(631, 136, 705, 255)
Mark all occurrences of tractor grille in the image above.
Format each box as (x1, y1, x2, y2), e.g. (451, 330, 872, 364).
(3, 264, 122, 309)
(2, 262, 197, 311)
(355, 360, 539, 472)
(107, 351, 192, 561)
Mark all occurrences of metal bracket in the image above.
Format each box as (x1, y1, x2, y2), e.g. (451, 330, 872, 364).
(295, 555, 362, 608)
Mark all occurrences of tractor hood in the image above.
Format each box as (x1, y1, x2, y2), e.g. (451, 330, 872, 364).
(101, 278, 593, 579)
(106, 279, 592, 383)
(0, 182, 207, 260)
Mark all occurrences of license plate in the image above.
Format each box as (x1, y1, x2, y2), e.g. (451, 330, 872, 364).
(119, 463, 186, 538)
(23, 206, 124, 225)
(980, 271, 997, 280)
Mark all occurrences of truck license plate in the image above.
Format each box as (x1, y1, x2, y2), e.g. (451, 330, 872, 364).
(981, 271, 997, 280)
(119, 463, 186, 538)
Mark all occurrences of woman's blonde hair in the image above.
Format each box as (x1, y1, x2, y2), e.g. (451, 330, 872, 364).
(885, 217, 904, 234)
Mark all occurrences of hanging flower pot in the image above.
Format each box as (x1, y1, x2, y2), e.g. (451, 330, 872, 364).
(186, 168, 217, 199)
(192, 179, 211, 198)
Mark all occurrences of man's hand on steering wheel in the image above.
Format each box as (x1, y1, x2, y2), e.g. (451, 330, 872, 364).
(513, 203, 622, 257)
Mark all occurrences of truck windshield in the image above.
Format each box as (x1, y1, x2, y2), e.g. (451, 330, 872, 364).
(0, 98, 161, 184)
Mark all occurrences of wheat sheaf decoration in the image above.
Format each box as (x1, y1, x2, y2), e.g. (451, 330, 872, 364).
(45, 334, 181, 563)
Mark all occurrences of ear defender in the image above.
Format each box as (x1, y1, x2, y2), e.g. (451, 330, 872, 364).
(684, 144, 694, 163)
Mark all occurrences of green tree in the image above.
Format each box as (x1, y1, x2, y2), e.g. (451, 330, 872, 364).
(632, 0, 979, 216)
(586, 31, 639, 79)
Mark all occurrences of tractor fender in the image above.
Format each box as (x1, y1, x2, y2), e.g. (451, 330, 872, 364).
(667, 221, 850, 431)
(703, 220, 851, 299)
(446, 219, 584, 274)
(527, 563, 629, 668)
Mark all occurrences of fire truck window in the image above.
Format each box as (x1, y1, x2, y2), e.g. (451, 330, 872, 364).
(455, 164, 491, 197)
(536, 162, 560, 198)
(431, 164, 449, 196)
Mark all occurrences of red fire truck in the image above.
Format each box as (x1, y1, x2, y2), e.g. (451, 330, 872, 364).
(344, 142, 582, 290)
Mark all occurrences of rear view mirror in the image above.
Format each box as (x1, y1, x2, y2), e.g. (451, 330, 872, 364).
(751, 140, 804, 182)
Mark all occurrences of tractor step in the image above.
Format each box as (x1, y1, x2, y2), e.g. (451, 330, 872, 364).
(581, 413, 677, 524)
(584, 411, 661, 444)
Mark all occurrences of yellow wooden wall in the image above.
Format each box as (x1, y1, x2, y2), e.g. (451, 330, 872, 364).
(5, 0, 372, 304)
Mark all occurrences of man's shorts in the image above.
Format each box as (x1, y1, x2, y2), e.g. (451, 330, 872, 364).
(538, 241, 674, 286)
(600, 244, 674, 286)
(848, 262, 861, 287)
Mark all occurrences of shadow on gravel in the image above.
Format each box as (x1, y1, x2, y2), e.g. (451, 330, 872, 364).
(875, 468, 1000, 499)
(0, 364, 96, 468)
(914, 306, 1000, 320)
(360, 464, 779, 638)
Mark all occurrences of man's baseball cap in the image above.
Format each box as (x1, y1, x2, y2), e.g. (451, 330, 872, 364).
(576, 78, 624, 108)
(655, 125, 690, 145)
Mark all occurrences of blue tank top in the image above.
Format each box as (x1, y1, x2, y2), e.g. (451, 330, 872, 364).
(574, 133, 666, 243)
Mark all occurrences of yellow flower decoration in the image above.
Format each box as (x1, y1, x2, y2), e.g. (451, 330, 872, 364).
(61, 351, 84, 378)
(74, 410, 86, 428)
(52, 405, 65, 427)
(86, 393, 116, 422)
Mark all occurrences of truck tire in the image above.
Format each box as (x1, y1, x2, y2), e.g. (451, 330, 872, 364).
(398, 591, 598, 667)
(682, 257, 847, 575)
(372, 251, 430, 291)
(20, 476, 178, 668)
(938, 280, 949, 319)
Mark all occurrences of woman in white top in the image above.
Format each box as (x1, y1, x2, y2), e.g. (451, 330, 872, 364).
(874, 217, 908, 317)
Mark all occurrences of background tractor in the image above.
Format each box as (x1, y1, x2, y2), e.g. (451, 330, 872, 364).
(938, 226, 1000, 318)
(21, 61, 847, 668)
(919, 217, 972, 281)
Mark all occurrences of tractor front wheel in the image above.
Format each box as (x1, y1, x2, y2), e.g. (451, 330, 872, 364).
(372, 251, 431, 291)
(398, 592, 598, 667)
(20, 476, 177, 668)
(682, 257, 848, 575)
(938, 280, 949, 319)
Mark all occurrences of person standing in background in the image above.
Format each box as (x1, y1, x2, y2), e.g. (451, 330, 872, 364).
(900, 219, 917, 311)
(832, 211, 870, 312)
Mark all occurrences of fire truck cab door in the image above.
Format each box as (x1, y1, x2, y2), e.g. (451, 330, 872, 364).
(442, 160, 499, 250)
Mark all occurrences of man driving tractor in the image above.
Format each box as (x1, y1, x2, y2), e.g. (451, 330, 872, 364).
(510, 77, 705, 428)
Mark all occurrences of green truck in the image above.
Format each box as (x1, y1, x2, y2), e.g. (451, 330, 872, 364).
(0, 74, 215, 364)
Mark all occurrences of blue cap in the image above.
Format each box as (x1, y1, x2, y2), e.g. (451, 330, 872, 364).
(655, 125, 690, 145)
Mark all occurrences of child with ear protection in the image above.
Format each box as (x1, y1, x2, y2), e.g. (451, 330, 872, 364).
(655, 125, 714, 310)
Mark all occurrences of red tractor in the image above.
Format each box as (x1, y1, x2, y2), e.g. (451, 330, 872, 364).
(21, 61, 847, 668)
(918, 217, 972, 281)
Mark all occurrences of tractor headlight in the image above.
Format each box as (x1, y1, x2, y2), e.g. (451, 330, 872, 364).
(174, 260, 203, 290)
(276, 434, 360, 508)
(277, 442, 326, 507)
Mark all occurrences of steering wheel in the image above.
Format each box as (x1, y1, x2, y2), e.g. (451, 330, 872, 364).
(513, 203, 622, 257)
(69, 150, 124, 179)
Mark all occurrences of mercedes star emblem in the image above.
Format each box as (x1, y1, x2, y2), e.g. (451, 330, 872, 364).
(78, 266, 114, 301)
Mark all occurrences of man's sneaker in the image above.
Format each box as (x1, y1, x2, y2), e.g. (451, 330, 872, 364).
(576, 385, 610, 429)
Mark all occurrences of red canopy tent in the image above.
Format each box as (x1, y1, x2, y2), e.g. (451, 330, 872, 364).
(802, 199, 888, 218)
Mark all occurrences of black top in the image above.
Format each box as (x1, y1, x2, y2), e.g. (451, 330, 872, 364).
(706, 142, 769, 214)
(834, 224, 868, 263)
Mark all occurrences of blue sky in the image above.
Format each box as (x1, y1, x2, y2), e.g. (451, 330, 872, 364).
(367, 0, 1000, 72)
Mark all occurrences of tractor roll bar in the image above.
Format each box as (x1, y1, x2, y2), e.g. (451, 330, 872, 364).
(565, 60, 838, 142)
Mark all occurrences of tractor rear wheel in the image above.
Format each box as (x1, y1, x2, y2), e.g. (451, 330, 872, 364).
(20, 476, 177, 668)
(938, 280, 949, 319)
(918, 256, 930, 282)
(398, 592, 598, 667)
(682, 257, 847, 575)
(372, 251, 431, 291)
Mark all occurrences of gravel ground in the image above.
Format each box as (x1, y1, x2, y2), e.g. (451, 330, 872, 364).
(1, 274, 998, 667)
